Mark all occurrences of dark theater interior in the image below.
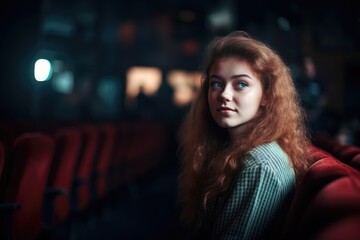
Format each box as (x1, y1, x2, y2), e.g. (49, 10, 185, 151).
(0, 0, 360, 239)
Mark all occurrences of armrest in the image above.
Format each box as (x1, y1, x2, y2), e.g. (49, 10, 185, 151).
(42, 188, 67, 230)
(0, 203, 20, 240)
(92, 171, 104, 178)
(73, 177, 87, 185)
(45, 187, 67, 197)
(0, 203, 21, 211)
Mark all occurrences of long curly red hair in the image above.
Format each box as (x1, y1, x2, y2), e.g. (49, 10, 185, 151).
(178, 31, 310, 224)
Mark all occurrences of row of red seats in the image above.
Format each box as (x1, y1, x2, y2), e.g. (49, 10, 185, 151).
(313, 133, 360, 171)
(283, 145, 360, 240)
(0, 121, 169, 240)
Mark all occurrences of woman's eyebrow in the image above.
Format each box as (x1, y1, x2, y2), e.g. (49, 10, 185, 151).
(230, 74, 253, 80)
(210, 74, 253, 80)
(209, 74, 222, 79)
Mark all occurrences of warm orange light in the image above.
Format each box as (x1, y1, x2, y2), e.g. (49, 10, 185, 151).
(117, 21, 136, 44)
(126, 66, 162, 99)
(167, 70, 202, 107)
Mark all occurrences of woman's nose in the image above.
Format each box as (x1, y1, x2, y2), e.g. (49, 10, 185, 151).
(219, 86, 233, 102)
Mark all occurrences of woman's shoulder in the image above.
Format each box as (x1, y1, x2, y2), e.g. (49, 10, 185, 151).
(243, 141, 291, 170)
(241, 141, 295, 186)
(249, 141, 286, 158)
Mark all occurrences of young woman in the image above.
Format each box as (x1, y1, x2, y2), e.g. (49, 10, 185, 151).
(178, 31, 310, 240)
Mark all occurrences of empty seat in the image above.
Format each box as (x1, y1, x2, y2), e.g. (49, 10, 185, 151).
(108, 123, 131, 190)
(122, 122, 168, 181)
(309, 177, 360, 240)
(283, 149, 360, 240)
(313, 134, 360, 171)
(115, 122, 139, 183)
(0, 143, 4, 180)
(0, 133, 54, 240)
(335, 146, 360, 163)
(72, 124, 99, 211)
(314, 215, 360, 240)
(45, 127, 82, 226)
(308, 145, 333, 163)
(92, 123, 117, 199)
(351, 153, 360, 171)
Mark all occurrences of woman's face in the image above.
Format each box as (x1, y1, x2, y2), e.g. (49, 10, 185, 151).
(208, 57, 264, 139)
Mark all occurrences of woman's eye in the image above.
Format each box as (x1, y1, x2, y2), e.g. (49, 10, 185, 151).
(237, 82, 248, 89)
(210, 81, 222, 88)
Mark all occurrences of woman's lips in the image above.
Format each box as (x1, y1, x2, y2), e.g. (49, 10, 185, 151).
(216, 107, 236, 113)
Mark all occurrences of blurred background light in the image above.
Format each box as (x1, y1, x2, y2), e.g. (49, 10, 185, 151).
(208, 3, 235, 31)
(52, 70, 74, 94)
(277, 16, 291, 31)
(167, 70, 202, 107)
(126, 66, 162, 99)
(97, 77, 121, 117)
(34, 59, 52, 81)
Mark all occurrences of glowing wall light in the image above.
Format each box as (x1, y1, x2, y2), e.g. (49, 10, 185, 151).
(126, 66, 162, 98)
(34, 59, 52, 81)
(167, 70, 202, 107)
(125, 66, 162, 109)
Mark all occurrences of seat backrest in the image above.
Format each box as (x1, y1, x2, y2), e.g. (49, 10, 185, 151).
(283, 153, 360, 240)
(95, 124, 116, 173)
(93, 123, 117, 198)
(107, 123, 132, 190)
(334, 145, 360, 164)
(0, 143, 4, 180)
(124, 122, 165, 177)
(333, 145, 360, 171)
(351, 153, 360, 171)
(308, 176, 360, 240)
(73, 124, 99, 210)
(1, 133, 54, 240)
(313, 215, 360, 240)
(313, 133, 360, 170)
(48, 127, 82, 224)
(308, 145, 333, 163)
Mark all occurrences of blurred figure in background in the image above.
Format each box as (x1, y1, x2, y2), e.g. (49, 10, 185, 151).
(295, 56, 327, 135)
(294, 56, 360, 146)
(336, 116, 360, 146)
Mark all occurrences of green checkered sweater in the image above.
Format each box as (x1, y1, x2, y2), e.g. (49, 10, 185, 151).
(194, 141, 296, 240)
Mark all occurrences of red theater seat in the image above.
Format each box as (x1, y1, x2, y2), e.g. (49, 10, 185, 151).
(335, 146, 360, 163)
(283, 150, 360, 240)
(313, 134, 360, 171)
(117, 122, 141, 182)
(72, 124, 99, 211)
(93, 123, 117, 199)
(0, 133, 54, 240)
(45, 127, 82, 226)
(308, 145, 333, 163)
(351, 153, 360, 171)
(310, 177, 360, 240)
(109, 123, 132, 190)
(335, 146, 360, 171)
(123, 122, 168, 180)
(314, 215, 360, 240)
(0, 143, 4, 179)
